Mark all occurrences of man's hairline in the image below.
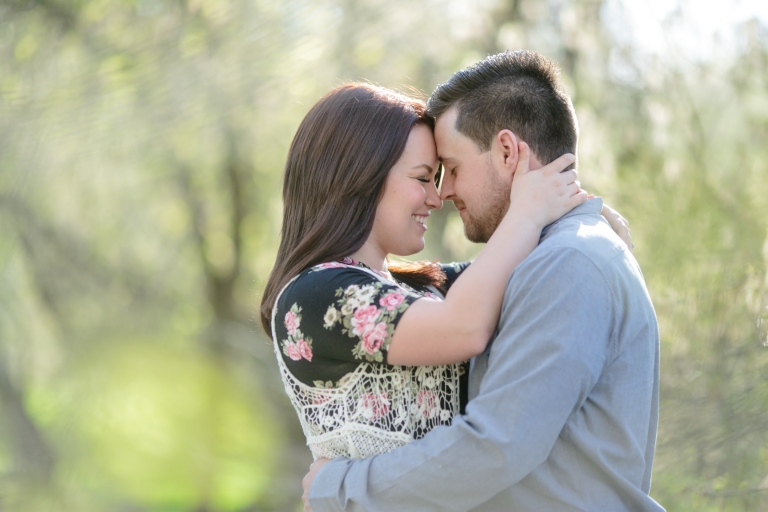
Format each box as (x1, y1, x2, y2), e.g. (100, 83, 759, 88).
(433, 104, 493, 163)
(435, 105, 552, 166)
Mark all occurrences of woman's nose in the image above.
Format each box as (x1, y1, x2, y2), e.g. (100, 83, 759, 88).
(426, 182, 443, 210)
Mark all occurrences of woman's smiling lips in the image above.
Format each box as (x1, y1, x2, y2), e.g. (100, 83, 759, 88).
(412, 214, 429, 230)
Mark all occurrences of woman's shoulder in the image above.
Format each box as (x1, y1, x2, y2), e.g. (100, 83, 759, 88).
(439, 261, 471, 273)
(438, 261, 471, 291)
(272, 259, 423, 372)
(279, 260, 388, 302)
(275, 260, 422, 327)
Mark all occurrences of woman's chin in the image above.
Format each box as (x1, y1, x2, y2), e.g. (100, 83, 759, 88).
(391, 240, 425, 257)
(409, 239, 426, 255)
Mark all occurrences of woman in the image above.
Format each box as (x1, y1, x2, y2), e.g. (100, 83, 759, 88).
(260, 83, 626, 460)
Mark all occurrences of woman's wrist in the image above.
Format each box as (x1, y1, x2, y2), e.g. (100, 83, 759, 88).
(503, 202, 550, 232)
(496, 208, 543, 241)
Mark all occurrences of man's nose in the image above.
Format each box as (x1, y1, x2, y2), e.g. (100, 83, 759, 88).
(439, 173, 455, 201)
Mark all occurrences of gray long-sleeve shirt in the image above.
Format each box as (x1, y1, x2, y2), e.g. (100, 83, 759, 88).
(309, 198, 664, 512)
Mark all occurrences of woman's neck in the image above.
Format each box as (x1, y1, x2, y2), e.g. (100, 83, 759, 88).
(349, 242, 388, 272)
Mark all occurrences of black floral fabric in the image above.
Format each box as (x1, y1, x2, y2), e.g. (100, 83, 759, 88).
(272, 258, 470, 408)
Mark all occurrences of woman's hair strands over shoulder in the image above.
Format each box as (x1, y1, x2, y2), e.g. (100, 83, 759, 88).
(260, 84, 444, 334)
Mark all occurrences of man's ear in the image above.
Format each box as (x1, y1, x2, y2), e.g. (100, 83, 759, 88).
(491, 129, 520, 179)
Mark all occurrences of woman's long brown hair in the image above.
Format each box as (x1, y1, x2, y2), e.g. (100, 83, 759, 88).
(259, 84, 445, 334)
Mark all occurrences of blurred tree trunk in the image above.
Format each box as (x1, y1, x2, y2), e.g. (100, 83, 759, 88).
(0, 356, 54, 483)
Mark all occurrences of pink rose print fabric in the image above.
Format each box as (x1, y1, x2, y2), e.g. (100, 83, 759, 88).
(379, 292, 405, 311)
(357, 392, 391, 421)
(322, 278, 412, 363)
(272, 259, 471, 451)
(279, 303, 313, 362)
(274, 259, 425, 380)
(284, 310, 300, 336)
(273, 258, 470, 407)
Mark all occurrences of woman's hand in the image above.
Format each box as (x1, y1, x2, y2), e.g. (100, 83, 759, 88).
(302, 458, 330, 511)
(507, 142, 587, 229)
(601, 203, 633, 251)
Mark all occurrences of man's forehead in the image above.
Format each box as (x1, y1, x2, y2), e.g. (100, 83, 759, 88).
(435, 132, 469, 162)
(435, 106, 477, 162)
(435, 108, 458, 132)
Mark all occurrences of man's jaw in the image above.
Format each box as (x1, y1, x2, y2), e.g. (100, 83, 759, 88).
(452, 199, 499, 244)
(452, 200, 482, 241)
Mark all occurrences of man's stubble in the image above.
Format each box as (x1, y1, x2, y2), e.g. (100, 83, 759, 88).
(463, 163, 511, 244)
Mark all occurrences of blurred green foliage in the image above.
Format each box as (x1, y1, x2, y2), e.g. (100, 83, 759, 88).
(0, 0, 767, 510)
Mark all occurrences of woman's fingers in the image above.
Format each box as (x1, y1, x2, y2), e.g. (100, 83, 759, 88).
(565, 181, 584, 198)
(541, 152, 576, 175)
(557, 168, 578, 186)
(515, 141, 531, 176)
(601, 204, 634, 250)
(570, 188, 589, 207)
(507, 150, 583, 228)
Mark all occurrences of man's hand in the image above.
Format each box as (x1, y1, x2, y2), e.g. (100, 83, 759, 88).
(302, 457, 330, 512)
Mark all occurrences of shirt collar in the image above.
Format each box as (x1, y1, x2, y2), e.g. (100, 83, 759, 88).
(540, 197, 604, 239)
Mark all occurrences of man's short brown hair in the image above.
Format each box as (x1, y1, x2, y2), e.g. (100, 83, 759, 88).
(427, 50, 578, 166)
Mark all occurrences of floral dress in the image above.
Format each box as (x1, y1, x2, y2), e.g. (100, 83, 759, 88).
(271, 257, 469, 460)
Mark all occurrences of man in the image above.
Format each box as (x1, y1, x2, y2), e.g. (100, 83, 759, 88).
(302, 50, 664, 511)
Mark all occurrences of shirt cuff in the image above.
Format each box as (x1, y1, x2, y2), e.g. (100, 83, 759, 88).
(308, 457, 353, 511)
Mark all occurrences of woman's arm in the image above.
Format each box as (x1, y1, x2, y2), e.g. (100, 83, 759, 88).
(443, 205, 633, 293)
(387, 143, 586, 366)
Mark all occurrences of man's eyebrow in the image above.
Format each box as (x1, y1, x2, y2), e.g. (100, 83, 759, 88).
(411, 164, 436, 173)
(438, 156, 457, 164)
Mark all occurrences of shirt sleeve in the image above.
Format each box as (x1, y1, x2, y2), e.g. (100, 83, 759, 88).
(308, 248, 614, 511)
(273, 266, 422, 388)
(439, 261, 471, 291)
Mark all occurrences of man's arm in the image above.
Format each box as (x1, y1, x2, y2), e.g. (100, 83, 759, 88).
(309, 247, 614, 512)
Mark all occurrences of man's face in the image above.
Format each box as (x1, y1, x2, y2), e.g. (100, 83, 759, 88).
(435, 107, 510, 243)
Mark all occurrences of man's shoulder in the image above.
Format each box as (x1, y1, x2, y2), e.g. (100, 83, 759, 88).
(502, 209, 640, 304)
(532, 211, 628, 272)
(504, 208, 652, 320)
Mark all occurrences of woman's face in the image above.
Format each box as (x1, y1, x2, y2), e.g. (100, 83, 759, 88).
(368, 124, 442, 257)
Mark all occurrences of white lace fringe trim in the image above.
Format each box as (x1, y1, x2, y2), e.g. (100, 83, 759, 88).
(271, 264, 462, 460)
